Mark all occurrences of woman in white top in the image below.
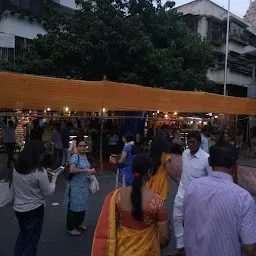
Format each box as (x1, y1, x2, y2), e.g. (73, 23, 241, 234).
(13, 140, 59, 256)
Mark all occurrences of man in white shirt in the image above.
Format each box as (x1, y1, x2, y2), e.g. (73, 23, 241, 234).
(200, 126, 209, 153)
(169, 131, 212, 256)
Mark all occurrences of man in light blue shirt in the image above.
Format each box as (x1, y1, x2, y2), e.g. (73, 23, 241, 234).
(0, 116, 18, 168)
(184, 141, 256, 256)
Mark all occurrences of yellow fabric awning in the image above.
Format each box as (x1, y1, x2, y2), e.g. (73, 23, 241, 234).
(1, 72, 256, 114)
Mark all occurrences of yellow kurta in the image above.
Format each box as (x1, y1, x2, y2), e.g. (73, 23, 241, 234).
(146, 153, 170, 200)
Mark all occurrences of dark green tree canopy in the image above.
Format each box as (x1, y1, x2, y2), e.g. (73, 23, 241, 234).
(2, 0, 214, 91)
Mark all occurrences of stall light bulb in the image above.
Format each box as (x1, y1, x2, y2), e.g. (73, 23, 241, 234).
(214, 115, 218, 119)
(102, 108, 106, 113)
(157, 111, 160, 114)
(65, 107, 69, 112)
(165, 114, 168, 118)
(47, 108, 51, 111)
(174, 112, 177, 115)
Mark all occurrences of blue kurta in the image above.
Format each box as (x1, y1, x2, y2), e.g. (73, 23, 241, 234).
(64, 154, 91, 212)
(118, 144, 134, 187)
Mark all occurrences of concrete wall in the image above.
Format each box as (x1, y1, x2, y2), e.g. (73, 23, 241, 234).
(0, 15, 46, 39)
(59, 0, 77, 9)
(207, 69, 252, 87)
(177, 0, 227, 21)
(213, 42, 256, 55)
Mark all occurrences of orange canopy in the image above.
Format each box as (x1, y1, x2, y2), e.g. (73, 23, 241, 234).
(1, 72, 256, 114)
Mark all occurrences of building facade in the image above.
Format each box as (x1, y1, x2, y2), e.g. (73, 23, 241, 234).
(0, 0, 76, 61)
(177, 0, 256, 97)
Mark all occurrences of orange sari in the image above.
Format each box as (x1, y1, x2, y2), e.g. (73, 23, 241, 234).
(146, 153, 170, 200)
(91, 189, 161, 256)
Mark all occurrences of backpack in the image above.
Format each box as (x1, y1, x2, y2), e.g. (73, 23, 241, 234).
(64, 154, 80, 181)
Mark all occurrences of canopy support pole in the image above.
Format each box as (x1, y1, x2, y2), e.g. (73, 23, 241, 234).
(99, 118, 104, 175)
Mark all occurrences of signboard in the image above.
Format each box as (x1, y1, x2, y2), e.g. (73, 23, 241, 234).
(0, 33, 15, 48)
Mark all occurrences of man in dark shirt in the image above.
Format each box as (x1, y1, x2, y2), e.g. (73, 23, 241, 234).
(0, 116, 18, 167)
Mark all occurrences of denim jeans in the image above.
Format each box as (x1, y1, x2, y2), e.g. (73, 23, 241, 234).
(5, 142, 15, 167)
(15, 205, 44, 256)
(62, 148, 71, 166)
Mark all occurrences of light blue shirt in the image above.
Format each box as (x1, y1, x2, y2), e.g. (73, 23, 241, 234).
(184, 172, 256, 256)
(201, 134, 209, 153)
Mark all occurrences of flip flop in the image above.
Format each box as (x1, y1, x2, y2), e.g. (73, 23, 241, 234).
(67, 229, 81, 236)
(77, 224, 87, 231)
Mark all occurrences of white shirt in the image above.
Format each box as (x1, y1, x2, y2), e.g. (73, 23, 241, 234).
(201, 134, 209, 153)
(177, 148, 212, 197)
(13, 168, 55, 212)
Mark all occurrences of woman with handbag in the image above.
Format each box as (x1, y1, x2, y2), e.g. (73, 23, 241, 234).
(13, 140, 59, 256)
(64, 136, 96, 236)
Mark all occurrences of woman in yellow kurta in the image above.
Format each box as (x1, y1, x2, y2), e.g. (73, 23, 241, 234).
(91, 154, 170, 256)
(146, 132, 178, 200)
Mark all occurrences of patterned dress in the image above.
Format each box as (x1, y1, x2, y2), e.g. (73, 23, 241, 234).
(64, 154, 91, 212)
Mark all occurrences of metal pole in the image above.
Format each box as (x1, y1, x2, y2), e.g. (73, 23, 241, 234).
(99, 118, 104, 175)
(223, 0, 231, 127)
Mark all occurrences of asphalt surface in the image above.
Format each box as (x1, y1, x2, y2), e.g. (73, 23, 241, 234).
(1, 152, 255, 256)
(0, 172, 178, 256)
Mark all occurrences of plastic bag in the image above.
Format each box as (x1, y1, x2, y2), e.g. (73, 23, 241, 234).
(0, 180, 14, 207)
(89, 175, 99, 194)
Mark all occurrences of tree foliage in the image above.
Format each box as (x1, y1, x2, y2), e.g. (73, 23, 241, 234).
(2, 0, 214, 91)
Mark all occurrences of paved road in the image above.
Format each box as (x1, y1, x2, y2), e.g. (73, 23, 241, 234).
(0, 172, 178, 256)
(1, 151, 256, 256)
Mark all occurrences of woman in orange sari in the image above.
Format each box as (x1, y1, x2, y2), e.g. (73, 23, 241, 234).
(92, 154, 170, 256)
(146, 132, 178, 200)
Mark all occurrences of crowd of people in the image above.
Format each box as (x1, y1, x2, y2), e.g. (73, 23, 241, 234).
(1, 115, 256, 256)
(95, 130, 256, 256)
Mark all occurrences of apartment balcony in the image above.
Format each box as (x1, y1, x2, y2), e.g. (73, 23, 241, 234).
(207, 68, 252, 87)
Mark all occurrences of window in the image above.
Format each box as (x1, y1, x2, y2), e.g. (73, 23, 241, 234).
(15, 36, 29, 58)
(0, 48, 14, 61)
(19, 0, 30, 9)
(9, 0, 19, 7)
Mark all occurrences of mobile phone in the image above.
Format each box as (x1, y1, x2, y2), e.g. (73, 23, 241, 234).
(49, 166, 65, 176)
